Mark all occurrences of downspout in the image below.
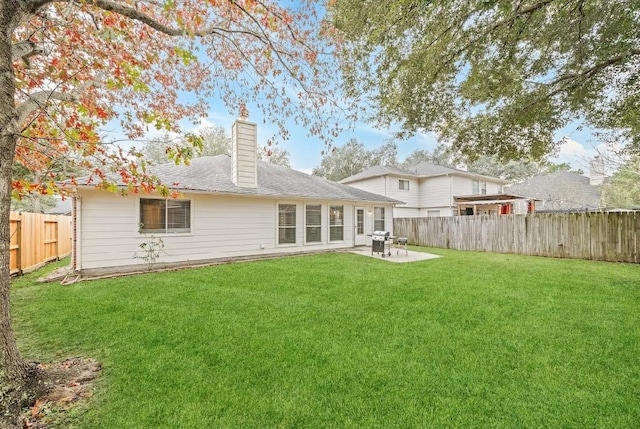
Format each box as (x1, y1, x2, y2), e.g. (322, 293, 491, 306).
(449, 174, 453, 215)
(72, 192, 80, 271)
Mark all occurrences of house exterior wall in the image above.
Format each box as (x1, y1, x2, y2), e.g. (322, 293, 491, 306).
(75, 189, 393, 271)
(418, 207, 453, 217)
(451, 175, 475, 196)
(346, 173, 506, 219)
(345, 176, 386, 196)
(347, 176, 416, 215)
(486, 181, 503, 194)
(419, 175, 453, 209)
(451, 175, 503, 196)
(385, 175, 420, 208)
(394, 206, 421, 217)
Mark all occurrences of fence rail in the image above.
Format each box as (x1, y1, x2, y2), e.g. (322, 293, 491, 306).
(10, 212, 73, 275)
(394, 212, 640, 263)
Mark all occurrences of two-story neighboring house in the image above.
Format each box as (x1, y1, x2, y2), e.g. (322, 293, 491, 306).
(340, 162, 511, 217)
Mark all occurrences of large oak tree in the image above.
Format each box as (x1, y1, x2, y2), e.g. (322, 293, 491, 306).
(330, 0, 640, 161)
(1, 0, 348, 424)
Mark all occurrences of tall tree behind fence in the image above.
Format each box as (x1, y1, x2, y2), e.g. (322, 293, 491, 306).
(394, 213, 640, 263)
(10, 212, 73, 275)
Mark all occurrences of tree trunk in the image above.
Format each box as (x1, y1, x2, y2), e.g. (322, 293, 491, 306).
(0, 2, 43, 425)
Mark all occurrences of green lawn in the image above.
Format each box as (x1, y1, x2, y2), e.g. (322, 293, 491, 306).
(11, 249, 640, 428)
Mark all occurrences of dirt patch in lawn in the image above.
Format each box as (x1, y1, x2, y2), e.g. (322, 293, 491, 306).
(21, 357, 101, 428)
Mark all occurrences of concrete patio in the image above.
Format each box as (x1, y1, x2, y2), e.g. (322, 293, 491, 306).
(349, 246, 441, 263)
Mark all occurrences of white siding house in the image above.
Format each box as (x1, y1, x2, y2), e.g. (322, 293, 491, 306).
(341, 163, 509, 217)
(72, 118, 399, 275)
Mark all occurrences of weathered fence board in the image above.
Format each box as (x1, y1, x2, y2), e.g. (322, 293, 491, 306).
(9, 212, 73, 275)
(393, 212, 640, 263)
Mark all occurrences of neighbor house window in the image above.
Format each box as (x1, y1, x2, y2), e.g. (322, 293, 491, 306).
(480, 181, 487, 195)
(472, 180, 479, 194)
(399, 179, 410, 190)
(329, 205, 344, 241)
(140, 199, 191, 234)
(374, 207, 385, 231)
(278, 204, 296, 244)
(305, 204, 322, 243)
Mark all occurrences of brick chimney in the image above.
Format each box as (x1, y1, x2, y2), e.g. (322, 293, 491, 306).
(231, 116, 257, 188)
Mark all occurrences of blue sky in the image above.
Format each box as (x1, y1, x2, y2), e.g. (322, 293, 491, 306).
(165, 101, 606, 177)
(114, 4, 610, 179)
(97, 1, 617, 180)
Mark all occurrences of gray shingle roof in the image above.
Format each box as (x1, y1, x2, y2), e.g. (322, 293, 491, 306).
(412, 162, 460, 176)
(506, 171, 602, 212)
(77, 156, 401, 204)
(341, 161, 508, 184)
(339, 165, 416, 183)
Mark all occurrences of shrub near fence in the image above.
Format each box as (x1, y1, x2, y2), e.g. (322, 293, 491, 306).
(10, 211, 73, 275)
(394, 212, 640, 263)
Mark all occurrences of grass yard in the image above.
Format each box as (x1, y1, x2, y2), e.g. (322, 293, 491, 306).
(11, 249, 640, 428)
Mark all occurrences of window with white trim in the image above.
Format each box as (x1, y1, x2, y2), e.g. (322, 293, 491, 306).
(399, 179, 410, 190)
(374, 207, 385, 231)
(480, 181, 487, 195)
(329, 205, 344, 241)
(278, 204, 296, 244)
(472, 180, 479, 194)
(305, 204, 321, 243)
(140, 199, 191, 234)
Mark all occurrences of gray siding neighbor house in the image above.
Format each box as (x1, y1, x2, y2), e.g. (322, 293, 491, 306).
(341, 163, 509, 217)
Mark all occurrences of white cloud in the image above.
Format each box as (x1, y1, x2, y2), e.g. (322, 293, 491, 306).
(550, 138, 596, 174)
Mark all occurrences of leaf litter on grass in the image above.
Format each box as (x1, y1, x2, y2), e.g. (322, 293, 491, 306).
(21, 357, 101, 428)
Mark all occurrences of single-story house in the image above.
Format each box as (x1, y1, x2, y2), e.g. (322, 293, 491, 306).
(340, 163, 511, 217)
(71, 118, 401, 275)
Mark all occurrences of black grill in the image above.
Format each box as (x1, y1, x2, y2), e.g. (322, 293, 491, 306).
(371, 230, 391, 257)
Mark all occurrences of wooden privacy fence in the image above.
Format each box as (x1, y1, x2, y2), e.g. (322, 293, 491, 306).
(10, 212, 73, 275)
(394, 212, 640, 263)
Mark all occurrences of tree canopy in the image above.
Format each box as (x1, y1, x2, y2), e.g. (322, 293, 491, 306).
(330, 0, 640, 161)
(141, 126, 232, 164)
(142, 125, 291, 167)
(312, 138, 398, 181)
(317, 139, 585, 183)
(601, 155, 640, 209)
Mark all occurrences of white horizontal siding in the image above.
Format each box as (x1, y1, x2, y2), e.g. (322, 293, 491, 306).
(485, 180, 503, 194)
(418, 207, 453, 217)
(451, 176, 504, 196)
(345, 177, 386, 196)
(385, 176, 419, 207)
(77, 190, 391, 271)
(393, 207, 421, 218)
(451, 176, 475, 196)
(420, 175, 452, 208)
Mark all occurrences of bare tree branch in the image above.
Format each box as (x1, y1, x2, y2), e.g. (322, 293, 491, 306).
(11, 40, 43, 64)
(550, 49, 640, 86)
(16, 79, 98, 125)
